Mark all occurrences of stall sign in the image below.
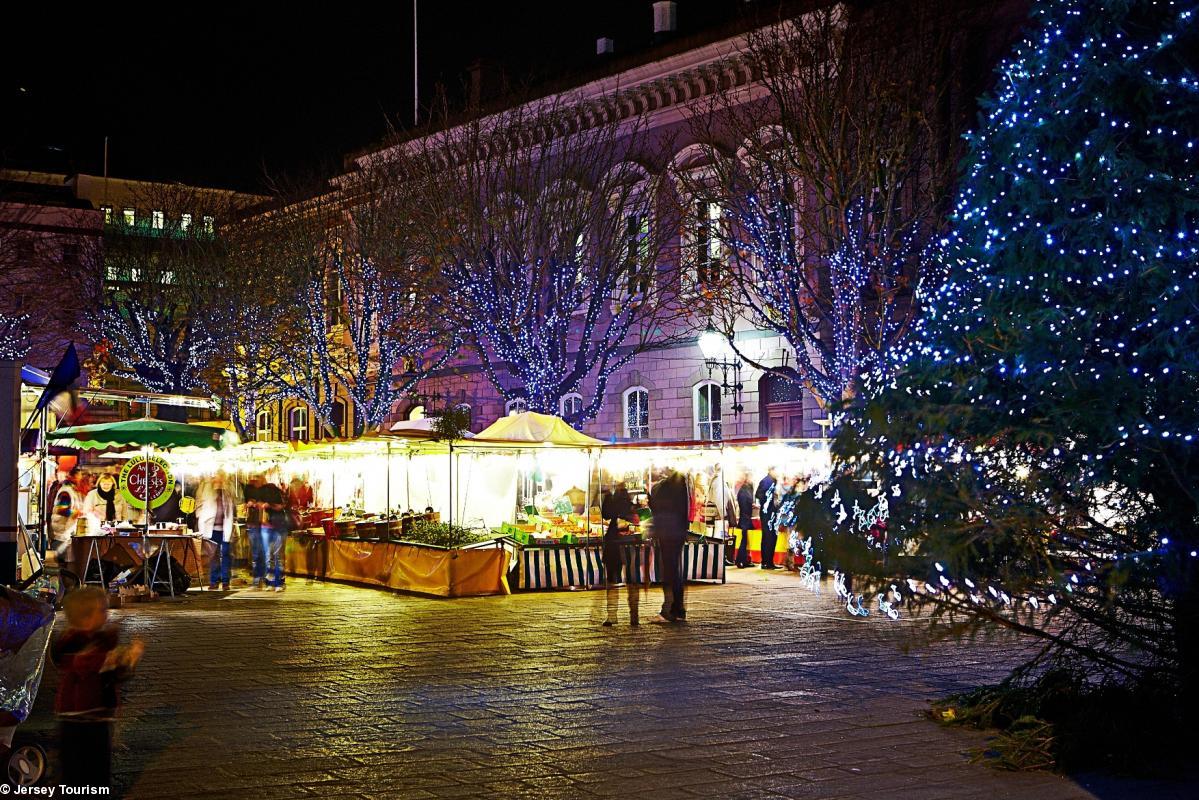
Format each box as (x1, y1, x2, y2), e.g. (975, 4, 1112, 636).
(119, 454, 177, 510)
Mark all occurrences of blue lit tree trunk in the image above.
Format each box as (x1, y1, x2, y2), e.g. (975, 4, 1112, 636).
(403, 94, 690, 425)
(89, 187, 250, 396)
(261, 165, 456, 438)
(683, 3, 961, 406)
(825, 0, 1199, 697)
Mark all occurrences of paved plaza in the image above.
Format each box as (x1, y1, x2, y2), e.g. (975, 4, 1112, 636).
(23, 572, 1196, 799)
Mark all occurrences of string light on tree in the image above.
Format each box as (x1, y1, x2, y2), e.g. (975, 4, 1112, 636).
(823, 0, 1199, 690)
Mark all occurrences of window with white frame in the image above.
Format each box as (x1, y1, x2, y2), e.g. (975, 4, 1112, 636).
(201, 215, 215, 234)
(122, 208, 136, 227)
(505, 398, 528, 416)
(100, 206, 113, 225)
(288, 407, 309, 442)
(151, 210, 165, 230)
(560, 393, 583, 423)
(255, 408, 273, 441)
(180, 213, 192, 232)
(623, 387, 649, 440)
(694, 381, 722, 441)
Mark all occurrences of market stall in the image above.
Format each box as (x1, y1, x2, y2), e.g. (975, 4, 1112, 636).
(459, 413, 609, 590)
(46, 417, 240, 596)
(598, 437, 832, 568)
(268, 434, 512, 597)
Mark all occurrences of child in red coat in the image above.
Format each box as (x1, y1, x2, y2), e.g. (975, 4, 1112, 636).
(51, 587, 144, 788)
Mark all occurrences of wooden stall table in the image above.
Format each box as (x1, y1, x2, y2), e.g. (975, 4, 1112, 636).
(69, 527, 215, 593)
(145, 533, 207, 597)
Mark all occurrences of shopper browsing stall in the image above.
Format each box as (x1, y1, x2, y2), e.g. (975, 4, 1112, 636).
(650, 470, 690, 623)
(755, 466, 780, 569)
(197, 471, 238, 591)
(601, 482, 640, 626)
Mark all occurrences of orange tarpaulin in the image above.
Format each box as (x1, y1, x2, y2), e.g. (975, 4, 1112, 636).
(285, 537, 510, 598)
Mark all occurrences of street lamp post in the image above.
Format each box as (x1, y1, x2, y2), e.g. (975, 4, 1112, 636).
(697, 328, 744, 417)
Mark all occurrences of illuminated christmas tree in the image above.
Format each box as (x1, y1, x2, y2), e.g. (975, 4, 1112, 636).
(827, 0, 1199, 698)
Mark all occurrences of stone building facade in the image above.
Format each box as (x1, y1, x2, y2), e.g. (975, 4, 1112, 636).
(352, 0, 1028, 445)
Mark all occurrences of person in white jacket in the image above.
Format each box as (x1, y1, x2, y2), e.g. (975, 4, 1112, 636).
(196, 471, 238, 590)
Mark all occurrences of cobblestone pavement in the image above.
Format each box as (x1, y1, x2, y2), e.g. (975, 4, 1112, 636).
(23, 570, 1197, 799)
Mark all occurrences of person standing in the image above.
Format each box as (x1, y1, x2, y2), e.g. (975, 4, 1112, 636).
(82, 473, 133, 525)
(197, 471, 237, 591)
(756, 466, 780, 569)
(258, 476, 288, 592)
(734, 473, 754, 568)
(649, 470, 690, 623)
(243, 474, 267, 589)
(600, 482, 640, 626)
(50, 467, 85, 571)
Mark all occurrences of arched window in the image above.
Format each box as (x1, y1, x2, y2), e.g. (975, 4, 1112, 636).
(505, 397, 528, 416)
(288, 407, 309, 443)
(408, 405, 426, 420)
(455, 403, 473, 428)
(694, 381, 722, 441)
(255, 408, 273, 442)
(623, 387, 650, 440)
(559, 393, 583, 423)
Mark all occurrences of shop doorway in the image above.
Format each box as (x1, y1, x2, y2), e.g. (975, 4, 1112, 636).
(758, 374, 807, 439)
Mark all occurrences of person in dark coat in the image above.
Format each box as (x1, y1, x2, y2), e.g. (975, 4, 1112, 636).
(734, 474, 754, 568)
(649, 470, 690, 622)
(600, 483, 640, 625)
(755, 467, 780, 569)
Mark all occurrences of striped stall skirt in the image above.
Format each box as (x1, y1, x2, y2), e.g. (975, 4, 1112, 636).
(517, 541, 726, 590)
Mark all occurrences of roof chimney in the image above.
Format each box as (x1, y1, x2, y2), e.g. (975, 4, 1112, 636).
(653, 2, 678, 37)
(596, 36, 615, 56)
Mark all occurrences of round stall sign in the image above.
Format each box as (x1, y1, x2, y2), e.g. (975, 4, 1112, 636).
(119, 455, 176, 510)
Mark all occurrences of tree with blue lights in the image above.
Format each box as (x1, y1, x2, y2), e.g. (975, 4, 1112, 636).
(90, 187, 246, 395)
(826, 0, 1199, 701)
(404, 95, 690, 425)
(257, 164, 456, 438)
(683, 3, 960, 406)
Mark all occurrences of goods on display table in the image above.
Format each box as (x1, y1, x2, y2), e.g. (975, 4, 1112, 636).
(30, 407, 831, 600)
(45, 417, 239, 598)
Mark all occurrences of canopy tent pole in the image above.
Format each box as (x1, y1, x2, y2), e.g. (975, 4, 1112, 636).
(386, 442, 391, 518)
(39, 406, 48, 558)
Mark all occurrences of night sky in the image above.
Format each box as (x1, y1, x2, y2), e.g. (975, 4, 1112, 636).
(2, 1, 748, 193)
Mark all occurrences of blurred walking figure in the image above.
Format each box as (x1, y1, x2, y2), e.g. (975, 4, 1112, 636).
(756, 466, 780, 569)
(649, 470, 690, 623)
(51, 586, 144, 789)
(601, 482, 640, 626)
(197, 470, 237, 590)
(258, 476, 288, 592)
(243, 474, 268, 588)
(50, 467, 84, 570)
